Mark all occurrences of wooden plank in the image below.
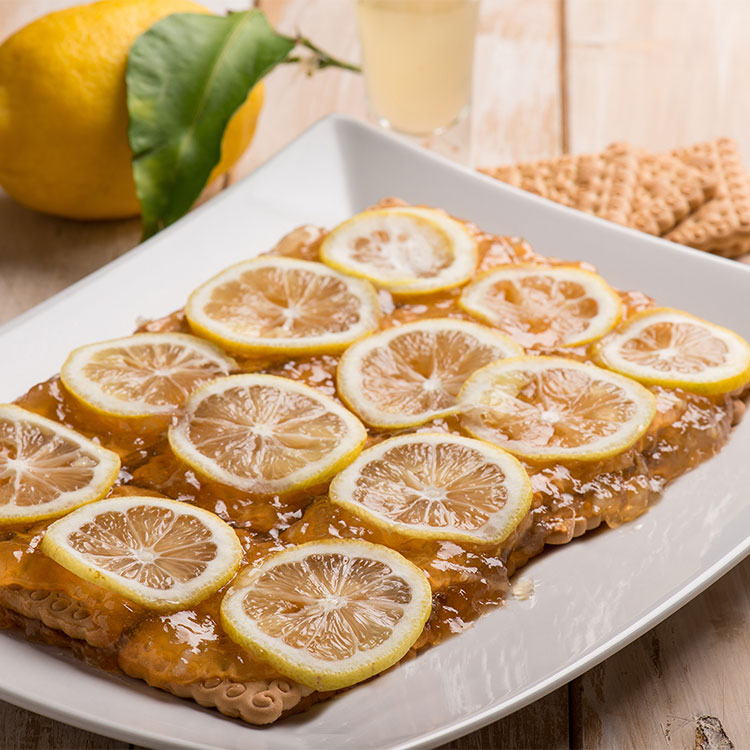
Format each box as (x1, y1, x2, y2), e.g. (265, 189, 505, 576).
(440, 687, 569, 750)
(470, 0, 563, 165)
(0, 199, 141, 327)
(571, 558, 750, 748)
(0, 701, 129, 750)
(565, 0, 750, 159)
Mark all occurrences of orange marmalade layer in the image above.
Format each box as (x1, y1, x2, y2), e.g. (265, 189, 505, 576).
(1, 210, 744, 692)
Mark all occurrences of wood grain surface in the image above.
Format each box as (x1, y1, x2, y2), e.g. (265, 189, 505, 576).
(1, 1, 749, 748)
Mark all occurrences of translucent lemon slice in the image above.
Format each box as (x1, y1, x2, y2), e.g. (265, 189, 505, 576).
(329, 433, 532, 545)
(42, 495, 242, 611)
(0, 404, 120, 525)
(459, 264, 622, 347)
(591, 307, 750, 395)
(336, 318, 524, 429)
(60, 333, 237, 417)
(169, 374, 367, 494)
(185, 256, 380, 356)
(458, 356, 657, 462)
(319, 207, 478, 295)
(221, 539, 432, 691)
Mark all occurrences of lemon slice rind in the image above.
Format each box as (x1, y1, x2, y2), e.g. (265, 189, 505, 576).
(591, 307, 750, 395)
(0, 404, 121, 525)
(169, 374, 367, 494)
(41, 495, 242, 611)
(459, 264, 623, 347)
(329, 433, 532, 545)
(185, 256, 381, 356)
(458, 356, 657, 462)
(60, 332, 238, 418)
(336, 318, 525, 429)
(220, 539, 432, 691)
(320, 207, 479, 295)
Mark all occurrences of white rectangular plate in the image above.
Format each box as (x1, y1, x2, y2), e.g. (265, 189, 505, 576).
(2, 116, 749, 750)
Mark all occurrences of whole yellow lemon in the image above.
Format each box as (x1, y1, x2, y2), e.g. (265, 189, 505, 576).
(0, 0, 264, 220)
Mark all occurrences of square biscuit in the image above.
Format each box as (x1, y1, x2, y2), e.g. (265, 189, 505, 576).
(666, 137, 750, 257)
(629, 149, 716, 235)
(481, 144, 639, 227)
(481, 144, 715, 236)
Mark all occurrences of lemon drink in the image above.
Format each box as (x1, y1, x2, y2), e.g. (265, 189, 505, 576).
(357, 0, 479, 135)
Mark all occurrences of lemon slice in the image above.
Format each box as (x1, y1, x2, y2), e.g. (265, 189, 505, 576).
(185, 256, 380, 356)
(336, 318, 524, 429)
(459, 356, 656, 462)
(0, 404, 120, 525)
(319, 207, 478, 295)
(459, 264, 622, 347)
(169, 374, 367, 494)
(592, 307, 750, 395)
(42, 495, 242, 610)
(329, 433, 532, 545)
(60, 333, 237, 418)
(221, 539, 432, 690)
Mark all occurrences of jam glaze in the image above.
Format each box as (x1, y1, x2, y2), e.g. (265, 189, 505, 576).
(1, 204, 744, 719)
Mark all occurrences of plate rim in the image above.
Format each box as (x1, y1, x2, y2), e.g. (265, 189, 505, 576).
(1, 113, 749, 750)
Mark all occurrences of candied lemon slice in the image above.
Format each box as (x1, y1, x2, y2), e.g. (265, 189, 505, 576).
(60, 333, 237, 418)
(221, 539, 432, 691)
(42, 495, 242, 611)
(169, 374, 367, 494)
(329, 433, 532, 545)
(336, 318, 524, 429)
(592, 307, 750, 395)
(319, 207, 478, 295)
(459, 264, 622, 347)
(0, 404, 120, 525)
(185, 256, 380, 356)
(458, 356, 656, 462)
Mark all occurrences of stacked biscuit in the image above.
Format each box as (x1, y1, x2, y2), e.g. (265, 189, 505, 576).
(481, 137, 750, 259)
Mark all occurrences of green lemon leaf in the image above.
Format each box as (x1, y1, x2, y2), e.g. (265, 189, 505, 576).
(127, 11, 294, 240)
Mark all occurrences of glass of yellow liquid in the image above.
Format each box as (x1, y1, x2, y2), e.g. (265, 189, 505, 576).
(357, 0, 480, 137)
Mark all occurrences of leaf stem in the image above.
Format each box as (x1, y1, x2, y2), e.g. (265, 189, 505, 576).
(283, 34, 361, 74)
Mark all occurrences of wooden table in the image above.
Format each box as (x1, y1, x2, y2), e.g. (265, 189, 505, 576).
(1, 1, 749, 748)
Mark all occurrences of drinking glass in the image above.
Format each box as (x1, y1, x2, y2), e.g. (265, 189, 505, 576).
(356, 0, 480, 137)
